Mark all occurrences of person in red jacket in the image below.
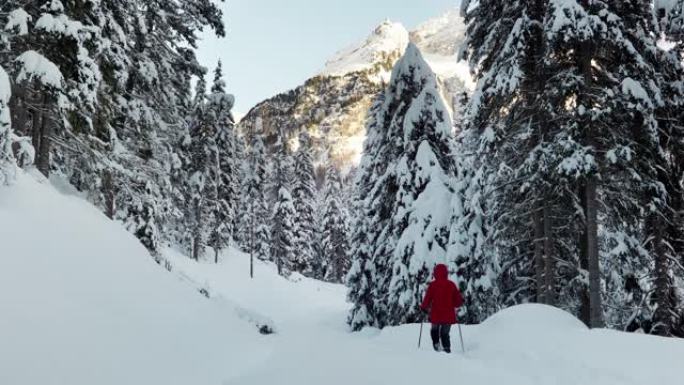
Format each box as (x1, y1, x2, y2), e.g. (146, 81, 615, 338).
(420, 264, 464, 353)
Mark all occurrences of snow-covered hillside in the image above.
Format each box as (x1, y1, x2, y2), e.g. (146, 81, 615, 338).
(2, 171, 683, 385)
(0, 171, 263, 385)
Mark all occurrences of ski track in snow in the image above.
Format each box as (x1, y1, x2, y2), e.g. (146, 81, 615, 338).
(2, 170, 684, 385)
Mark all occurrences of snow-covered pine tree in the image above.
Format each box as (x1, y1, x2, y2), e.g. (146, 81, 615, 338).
(347, 92, 386, 330)
(383, 44, 457, 325)
(541, 0, 664, 329)
(271, 186, 297, 276)
(647, 0, 684, 336)
(269, 137, 297, 274)
(447, 93, 499, 324)
(185, 75, 218, 261)
(269, 133, 295, 199)
(292, 131, 317, 275)
(243, 136, 271, 262)
(206, 61, 239, 262)
(311, 186, 326, 277)
(460, 0, 558, 312)
(348, 43, 457, 328)
(321, 163, 350, 283)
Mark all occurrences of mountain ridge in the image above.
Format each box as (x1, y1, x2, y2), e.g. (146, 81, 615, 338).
(238, 10, 470, 173)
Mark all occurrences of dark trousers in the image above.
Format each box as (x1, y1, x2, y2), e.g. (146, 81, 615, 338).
(430, 323, 451, 351)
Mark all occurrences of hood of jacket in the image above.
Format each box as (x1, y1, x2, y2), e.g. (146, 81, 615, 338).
(433, 264, 448, 280)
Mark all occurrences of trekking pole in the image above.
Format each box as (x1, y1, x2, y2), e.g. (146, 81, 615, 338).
(457, 323, 465, 353)
(418, 321, 424, 348)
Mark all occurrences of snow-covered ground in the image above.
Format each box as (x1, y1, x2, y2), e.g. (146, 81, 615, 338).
(0, 171, 264, 385)
(2, 170, 684, 385)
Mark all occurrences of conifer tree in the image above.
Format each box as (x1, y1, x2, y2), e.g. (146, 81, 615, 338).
(347, 93, 386, 330)
(321, 164, 350, 283)
(460, 0, 555, 311)
(292, 131, 317, 275)
(245, 136, 271, 262)
(185, 75, 218, 260)
(384, 44, 457, 325)
(447, 93, 498, 323)
(348, 44, 457, 328)
(271, 187, 297, 275)
(207, 61, 238, 262)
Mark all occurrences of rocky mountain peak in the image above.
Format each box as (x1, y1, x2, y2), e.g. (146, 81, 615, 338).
(319, 20, 409, 81)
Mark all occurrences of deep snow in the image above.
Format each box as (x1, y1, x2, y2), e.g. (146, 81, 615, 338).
(2, 170, 684, 385)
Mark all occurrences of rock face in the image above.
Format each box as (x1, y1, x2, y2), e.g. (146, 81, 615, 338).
(239, 11, 470, 173)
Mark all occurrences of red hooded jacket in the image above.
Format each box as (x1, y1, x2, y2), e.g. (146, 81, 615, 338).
(420, 264, 464, 324)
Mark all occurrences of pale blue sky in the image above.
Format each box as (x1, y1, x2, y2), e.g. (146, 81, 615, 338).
(197, 0, 459, 114)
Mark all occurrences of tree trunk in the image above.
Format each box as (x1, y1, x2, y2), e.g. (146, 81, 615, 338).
(543, 204, 555, 306)
(578, 185, 591, 326)
(249, 199, 255, 278)
(651, 214, 672, 336)
(577, 32, 603, 327)
(192, 236, 200, 261)
(102, 170, 116, 219)
(192, 199, 201, 261)
(36, 93, 52, 177)
(585, 176, 604, 328)
(534, 207, 546, 304)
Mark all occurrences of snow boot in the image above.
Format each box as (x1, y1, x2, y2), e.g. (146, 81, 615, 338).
(433, 342, 442, 352)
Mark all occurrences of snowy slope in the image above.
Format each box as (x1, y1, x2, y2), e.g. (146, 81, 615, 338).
(0, 171, 267, 385)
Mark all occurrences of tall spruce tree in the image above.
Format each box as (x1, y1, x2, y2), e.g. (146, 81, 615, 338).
(321, 163, 350, 283)
(651, 0, 684, 336)
(347, 93, 386, 330)
(460, 0, 556, 313)
(384, 44, 457, 325)
(447, 93, 499, 324)
(459, 0, 682, 332)
(541, 0, 664, 329)
(270, 139, 296, 274)
(348, 44, 457, 328)
(206, 61, 238, 262)
(292, 131, 317, 275)
(185, 75, 218, 260)
(271, 187, 297, 276)
(243, 136, 271, 262)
